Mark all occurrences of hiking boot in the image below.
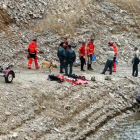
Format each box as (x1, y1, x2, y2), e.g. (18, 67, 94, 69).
(60, 71, 64, 73)
(101, 72, 105, 74)
(36, 66, 40, 69)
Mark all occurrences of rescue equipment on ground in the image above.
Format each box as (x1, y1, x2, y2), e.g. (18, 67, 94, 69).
(48, 74, 90, 85)
(48, 75, 64, 83)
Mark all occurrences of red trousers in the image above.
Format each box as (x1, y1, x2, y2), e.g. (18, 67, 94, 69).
(28, 58, 39, 69)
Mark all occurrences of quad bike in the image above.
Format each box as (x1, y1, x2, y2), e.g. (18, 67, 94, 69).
(0, 65, 15, 83)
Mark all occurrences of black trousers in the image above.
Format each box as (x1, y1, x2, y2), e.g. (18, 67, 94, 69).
(132, 64, 138, 76)
(113, 56, 116, 62)
(80, 56, 85, 70)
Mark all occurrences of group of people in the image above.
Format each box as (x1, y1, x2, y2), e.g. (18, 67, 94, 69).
(57, 38, 118, 76)
(57, 38, 76, 75)
(27, 38, 139, 77)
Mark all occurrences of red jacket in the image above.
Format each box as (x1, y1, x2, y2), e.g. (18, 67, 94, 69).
(28, 41, 38, 55)
(87, 42, 94, 55)
(112, 45, 117, 56)
(79, 45, 85, 57)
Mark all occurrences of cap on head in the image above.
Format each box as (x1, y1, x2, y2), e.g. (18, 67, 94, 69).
(108, 41, 113, 46)
(90, 38, 94, 41)
(110, 47, 113, 51)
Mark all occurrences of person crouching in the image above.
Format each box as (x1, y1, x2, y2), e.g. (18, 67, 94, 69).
(101, 47, 114, 75)
(78, 42, 86, 71)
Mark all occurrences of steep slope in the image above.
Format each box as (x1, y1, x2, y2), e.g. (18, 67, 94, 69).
(0, 0, 140, 67)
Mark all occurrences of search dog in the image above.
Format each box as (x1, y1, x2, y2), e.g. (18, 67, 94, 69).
(41, 60, 58, 74)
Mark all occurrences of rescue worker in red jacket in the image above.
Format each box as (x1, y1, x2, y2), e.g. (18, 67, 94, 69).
(108, 41, 117, 72)
(86, 39, 95, 70)
(28, 39, 39, 69)
(78, 42, 86, 71)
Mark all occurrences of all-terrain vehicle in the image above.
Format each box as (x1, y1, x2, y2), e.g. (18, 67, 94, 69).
(0, 65, 15, 83)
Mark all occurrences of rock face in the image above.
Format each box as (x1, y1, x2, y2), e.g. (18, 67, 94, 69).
(0, 0, 140, 139)
(0, 0, 140, 67)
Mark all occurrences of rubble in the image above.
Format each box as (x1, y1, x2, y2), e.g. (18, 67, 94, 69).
(0, 0, 140, 139)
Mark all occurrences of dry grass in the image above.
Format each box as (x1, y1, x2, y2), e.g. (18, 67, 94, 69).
(106, 0, 140, 14)
(30, 0, 92, 34)
(0, 10, 15, 30)
(30, 0, 140, 35)
(106, 0, 140, 31)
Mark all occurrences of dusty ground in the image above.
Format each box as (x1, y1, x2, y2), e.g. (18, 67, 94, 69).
(0, 63, 140, 140)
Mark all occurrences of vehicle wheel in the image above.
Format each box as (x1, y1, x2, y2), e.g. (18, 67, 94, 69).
(5, 72, 13, 83)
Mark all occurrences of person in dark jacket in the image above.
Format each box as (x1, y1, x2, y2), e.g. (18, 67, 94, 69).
(57, 43, 66, 73)
(132, 47, 139, 77)
(65, 45, 76, 75)
(58, 38, 68, 51)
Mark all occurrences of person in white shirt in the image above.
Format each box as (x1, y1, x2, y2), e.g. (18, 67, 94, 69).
(101, 47, 114, 75)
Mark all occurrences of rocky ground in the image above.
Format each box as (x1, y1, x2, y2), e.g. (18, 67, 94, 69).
(0, 0, 140, 139)
(0, 63, 140, 140)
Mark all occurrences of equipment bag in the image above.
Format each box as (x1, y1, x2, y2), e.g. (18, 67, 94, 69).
(92, 54, 96, 61)
(115, 59, 118, 65)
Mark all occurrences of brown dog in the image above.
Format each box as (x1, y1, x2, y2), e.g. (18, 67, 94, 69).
(41, 60, 58, 74)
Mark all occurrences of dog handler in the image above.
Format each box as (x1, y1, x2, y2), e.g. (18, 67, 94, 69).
(57, 43, 66, 73)
(28, 39, 39, 69)
(65, 45, 76, 75)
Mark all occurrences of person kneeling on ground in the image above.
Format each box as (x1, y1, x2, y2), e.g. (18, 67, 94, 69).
(65, 45, 76, 75)
(78, 42, 86, 71)
(101, 47, 114, 75)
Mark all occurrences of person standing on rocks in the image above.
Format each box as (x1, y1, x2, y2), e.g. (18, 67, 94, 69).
(78, 42, 86, 71)
(28, 39, 39, 69)
(101, 47, 114, 75)
(65, 45, 76, 75)
(86, 39, 95, 70)
(108, 41, 117, 72)
(58, 38, 68, 51)
(57, 43, 66, 73)
(132, 47, 139, 77)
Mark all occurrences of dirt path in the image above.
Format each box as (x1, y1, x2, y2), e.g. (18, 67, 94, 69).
(0, 64, 139, 140)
